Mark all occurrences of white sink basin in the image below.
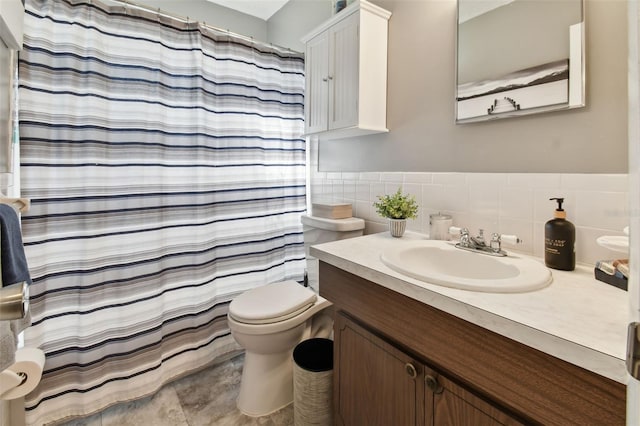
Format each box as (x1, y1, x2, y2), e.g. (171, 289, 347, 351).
(380, 240, 552, 293)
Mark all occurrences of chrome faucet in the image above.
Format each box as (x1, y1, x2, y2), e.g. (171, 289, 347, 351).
(469, 228, 486, 248)
(450, 227, 521, 257)
(458, 228, 487, 249)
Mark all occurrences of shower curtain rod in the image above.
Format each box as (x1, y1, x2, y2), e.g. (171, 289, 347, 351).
(101, 0, 302, 55)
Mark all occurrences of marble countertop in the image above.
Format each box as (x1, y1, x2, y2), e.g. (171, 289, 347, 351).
(310, 231, 629, 384)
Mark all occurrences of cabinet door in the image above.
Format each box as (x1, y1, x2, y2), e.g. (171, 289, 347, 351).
(426, 368, 525, 426)
(305, 31, 329, 134)
(328, 12, 360, 131)
(335, 313, 424, 426)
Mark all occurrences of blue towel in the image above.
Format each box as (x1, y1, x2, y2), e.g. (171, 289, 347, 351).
(0, 204, 31, 287)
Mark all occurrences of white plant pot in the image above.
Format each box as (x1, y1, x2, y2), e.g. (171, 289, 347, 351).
(389, 219, 407, 237)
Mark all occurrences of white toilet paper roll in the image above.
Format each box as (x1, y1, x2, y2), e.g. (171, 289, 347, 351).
(0, 347, 45, 400)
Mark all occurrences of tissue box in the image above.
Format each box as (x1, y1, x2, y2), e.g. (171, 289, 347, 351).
(312, 203, 353, 219)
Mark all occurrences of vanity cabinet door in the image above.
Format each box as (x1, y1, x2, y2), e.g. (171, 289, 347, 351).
(334, 312, 424, 425)
(426, 369, 525, 426)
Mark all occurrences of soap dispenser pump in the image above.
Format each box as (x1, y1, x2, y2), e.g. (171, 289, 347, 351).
(544, 197, 575, 271)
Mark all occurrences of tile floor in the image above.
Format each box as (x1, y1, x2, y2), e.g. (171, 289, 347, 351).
(58, 354, 293, 426)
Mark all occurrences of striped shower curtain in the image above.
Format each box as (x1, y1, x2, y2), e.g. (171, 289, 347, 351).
(18, 0, 306, 423)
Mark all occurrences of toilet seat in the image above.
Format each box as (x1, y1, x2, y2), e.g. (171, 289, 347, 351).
(229, 280, 317, 325)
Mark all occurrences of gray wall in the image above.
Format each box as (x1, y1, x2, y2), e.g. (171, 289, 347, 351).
(142, 0, 268, 40)
(267, 0, 331, 53)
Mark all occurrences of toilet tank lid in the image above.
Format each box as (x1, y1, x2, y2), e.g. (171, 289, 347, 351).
(229, 280, 317, 324)
(301, 215, 365, 232)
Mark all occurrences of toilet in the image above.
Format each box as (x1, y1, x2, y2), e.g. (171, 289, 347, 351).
(227, 213, 365, 417)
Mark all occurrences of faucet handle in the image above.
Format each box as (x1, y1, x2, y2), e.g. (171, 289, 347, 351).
(500, 234, 522, 245)
(490, 233, 501, 252)
(448, 226, 463, 235)
(489, 233, 522, 253)
(458, 228, 471, 246)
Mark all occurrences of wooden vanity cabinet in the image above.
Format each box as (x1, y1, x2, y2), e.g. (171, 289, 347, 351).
(321, 261, 626, 425)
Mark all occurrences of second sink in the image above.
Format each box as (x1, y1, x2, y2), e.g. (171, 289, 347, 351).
(380, 240, 552, 293)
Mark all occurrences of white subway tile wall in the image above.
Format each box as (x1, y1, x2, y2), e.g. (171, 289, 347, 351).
(309, 161, 629, 266)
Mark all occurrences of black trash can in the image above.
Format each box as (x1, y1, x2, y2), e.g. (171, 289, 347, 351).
(292, 338, 333, 426)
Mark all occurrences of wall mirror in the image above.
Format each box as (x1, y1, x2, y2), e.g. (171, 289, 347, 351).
(456, 0, 585, 123)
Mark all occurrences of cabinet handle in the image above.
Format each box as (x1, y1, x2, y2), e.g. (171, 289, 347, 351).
(328, 75, 333, 80)
(322, 77, 328, 82)
(404, 363, 417, 379)
(425, 374, 443, 394)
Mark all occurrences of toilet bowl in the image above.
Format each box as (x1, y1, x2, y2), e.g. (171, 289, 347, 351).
(227, 213, 364, 417)
(228, 280, 333, 416)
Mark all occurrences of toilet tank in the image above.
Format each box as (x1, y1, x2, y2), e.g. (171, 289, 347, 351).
(301, 214, 364, 292)
(301, 215, 365, 256)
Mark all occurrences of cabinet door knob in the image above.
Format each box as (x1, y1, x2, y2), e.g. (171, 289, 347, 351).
(425, 374, 444, 394)
(328, 75, 333, 80)
(404, 362, 417, 379)
(322, 77, 328, 82)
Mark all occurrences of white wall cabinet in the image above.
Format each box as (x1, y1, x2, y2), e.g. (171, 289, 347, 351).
(301, 0, 391, 140)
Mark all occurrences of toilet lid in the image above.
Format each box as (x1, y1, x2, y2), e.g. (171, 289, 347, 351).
(229, 280, 317, 325)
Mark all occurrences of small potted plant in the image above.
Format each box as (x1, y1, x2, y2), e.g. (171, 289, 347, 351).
(373, 187, 419, 237)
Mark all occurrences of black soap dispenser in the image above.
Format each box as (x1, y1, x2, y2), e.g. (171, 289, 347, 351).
(545, 197, 575, 271)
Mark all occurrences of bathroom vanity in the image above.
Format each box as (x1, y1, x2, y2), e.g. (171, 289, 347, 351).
(312, 232, 627, 425)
